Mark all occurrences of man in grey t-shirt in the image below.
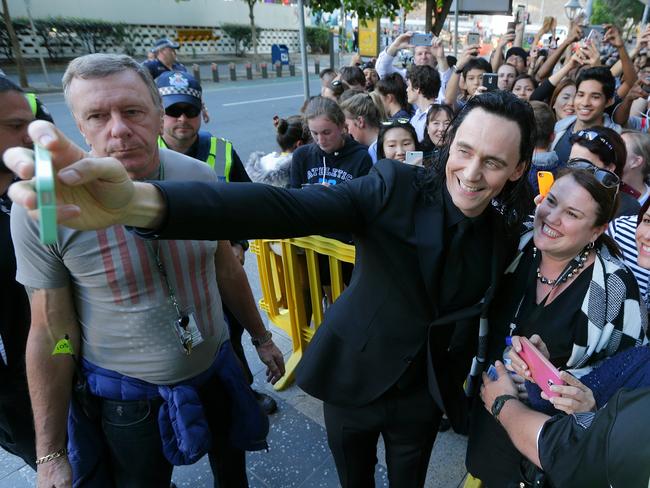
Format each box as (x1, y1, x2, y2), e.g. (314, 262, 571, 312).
(10, 54, 284, 487)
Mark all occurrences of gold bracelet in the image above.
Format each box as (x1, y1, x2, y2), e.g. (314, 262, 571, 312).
(35, 447, 67, 465)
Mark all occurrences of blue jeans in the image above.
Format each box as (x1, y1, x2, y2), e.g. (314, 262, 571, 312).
(72, 373, 248, 488)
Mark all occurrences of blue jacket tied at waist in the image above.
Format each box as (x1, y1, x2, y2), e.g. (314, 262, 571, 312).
(68, 340, 268, 469)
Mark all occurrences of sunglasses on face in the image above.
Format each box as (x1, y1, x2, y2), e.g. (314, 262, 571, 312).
(566, 158, 620, 189)
(574, 129, 615, 152)
(165, 104, 201, 118)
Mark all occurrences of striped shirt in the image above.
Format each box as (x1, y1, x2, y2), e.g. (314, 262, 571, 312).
(608, 215, 650, 307)
(11, 149, 229, 384)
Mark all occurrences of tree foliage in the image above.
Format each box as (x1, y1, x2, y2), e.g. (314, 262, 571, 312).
(591, 0, 643, 26)
(0, 16, 127, 61)
(221, 23, 264, 56)
(306, 26, 329, 53)
(307, 0, 415, 20)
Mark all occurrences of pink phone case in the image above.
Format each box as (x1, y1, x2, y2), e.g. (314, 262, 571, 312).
(518, 337, 566, 398)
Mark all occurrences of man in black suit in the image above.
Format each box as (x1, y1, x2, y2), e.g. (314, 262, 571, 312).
(6, 91, 535, 487)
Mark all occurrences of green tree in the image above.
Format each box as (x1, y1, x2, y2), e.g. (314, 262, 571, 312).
(591, 0, 643, 26)
(221, 23, 262, 56)
(309, 0, 416, 20)
(306, 26, 329, 53)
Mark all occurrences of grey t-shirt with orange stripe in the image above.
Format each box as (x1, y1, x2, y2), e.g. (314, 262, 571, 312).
(11, 148, 229, 384)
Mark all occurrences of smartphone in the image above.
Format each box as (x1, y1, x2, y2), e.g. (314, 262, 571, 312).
(537, 171, 554, 197)
(518, 337, 566, 399)
(467, 32, 480, 46)
(482, 73, 498, 91)
(515, 5, 527, 25)
(411, 32, 433, 46)
(34, 144, 57, 245)
(487, 364, 499, 381)
(405, 151, 423, 166)
(586, 29, 603, 51)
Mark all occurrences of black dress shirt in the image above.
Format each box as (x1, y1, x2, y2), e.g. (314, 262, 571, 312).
(438, 188, 493, 315)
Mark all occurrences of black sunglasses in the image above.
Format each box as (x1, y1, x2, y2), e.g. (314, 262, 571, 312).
(573, 129, 615, 152)
(165, 104, 201, 118)
(566, 158, 620, 189)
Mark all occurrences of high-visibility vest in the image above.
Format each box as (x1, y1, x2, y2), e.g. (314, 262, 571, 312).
(25, 92, 38, 116)
(158, 134, 233, 182)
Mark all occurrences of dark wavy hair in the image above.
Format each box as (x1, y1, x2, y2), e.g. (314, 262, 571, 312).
(416, 91, 535, 229)
(570, 126, 627, 178)
(576, 66, 616, 100)
(375, 73, 410, 114)
(421, 104, 454, 151)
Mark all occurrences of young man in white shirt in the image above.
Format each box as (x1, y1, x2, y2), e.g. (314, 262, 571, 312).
(406, 65, 441, 142)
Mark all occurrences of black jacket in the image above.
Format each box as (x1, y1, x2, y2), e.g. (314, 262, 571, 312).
(289, 137, 373, 188)
(146, 160, 518, 428)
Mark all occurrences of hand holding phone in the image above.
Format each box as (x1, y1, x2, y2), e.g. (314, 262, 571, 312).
(405, 151, 423, 166)
(537, 171, 554, 197)
(34, 144, 57, 245)
(518, 337, 566, 399)
(482, 73, 498, 92)
(411, 32, 433, 47)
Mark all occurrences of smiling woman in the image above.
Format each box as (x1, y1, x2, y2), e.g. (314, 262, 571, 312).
(466, 167, 647, 487)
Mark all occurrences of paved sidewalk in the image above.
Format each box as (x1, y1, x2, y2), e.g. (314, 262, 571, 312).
(0, 257, 469, 488)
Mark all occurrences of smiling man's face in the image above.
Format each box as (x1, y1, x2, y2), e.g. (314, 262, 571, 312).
(445, 108, 525, 217)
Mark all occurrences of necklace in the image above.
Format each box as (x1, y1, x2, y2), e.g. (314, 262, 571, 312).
(535, 247, 591, 286)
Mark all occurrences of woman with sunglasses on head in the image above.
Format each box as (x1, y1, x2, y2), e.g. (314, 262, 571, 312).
(376, 119, 420, 165)
(569, 126, 641, 217)
(466, 165, 647, 487)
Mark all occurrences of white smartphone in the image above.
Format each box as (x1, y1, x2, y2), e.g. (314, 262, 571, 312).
(405, 151, 424, 166)
(467, 32, 480, 46)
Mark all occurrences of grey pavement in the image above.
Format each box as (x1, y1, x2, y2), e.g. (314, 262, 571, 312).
(0, 77, 469, 488)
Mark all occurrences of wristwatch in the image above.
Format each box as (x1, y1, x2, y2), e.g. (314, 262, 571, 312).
(491, 394, 517, 423)
(251, 330, 273, 347)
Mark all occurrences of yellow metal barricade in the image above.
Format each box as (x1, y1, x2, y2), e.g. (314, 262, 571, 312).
(251, 236, 355, 390)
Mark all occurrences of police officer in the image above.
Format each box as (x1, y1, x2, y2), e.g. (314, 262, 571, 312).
(0, 75, 37, 469)
(156, 70, 278, 414)
(24, 92, 53, 123)
(143, 37, 187, 80)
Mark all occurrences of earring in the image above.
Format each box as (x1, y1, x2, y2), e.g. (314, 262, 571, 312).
(587, 241, 595, 250)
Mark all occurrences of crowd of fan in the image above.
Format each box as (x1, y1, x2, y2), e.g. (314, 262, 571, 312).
(2, 15, 650, 488)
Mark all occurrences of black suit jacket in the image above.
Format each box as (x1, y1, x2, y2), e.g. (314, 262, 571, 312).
(149, 160, 518, 427)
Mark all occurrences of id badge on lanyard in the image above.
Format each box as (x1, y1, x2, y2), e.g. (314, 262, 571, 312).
(148, 241, 204, 355)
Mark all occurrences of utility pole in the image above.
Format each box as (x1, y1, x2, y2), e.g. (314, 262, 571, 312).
(297, 0, 310, 100)
(24, 0, 51, 86)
